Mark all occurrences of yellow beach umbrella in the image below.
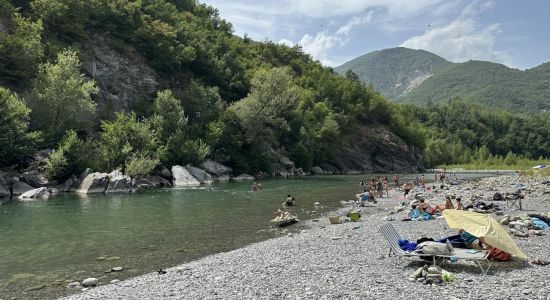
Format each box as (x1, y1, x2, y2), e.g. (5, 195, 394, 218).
(443, 209, 528, 260)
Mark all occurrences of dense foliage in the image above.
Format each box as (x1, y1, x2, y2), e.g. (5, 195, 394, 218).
(399, 101, 550, 168)
(0, 87, 40, 166)
(0, 0, 424, 176)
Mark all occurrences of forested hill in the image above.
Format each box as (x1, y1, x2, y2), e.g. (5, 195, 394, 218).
(0, 0, 424, 177)
(336, 47, 550, 115)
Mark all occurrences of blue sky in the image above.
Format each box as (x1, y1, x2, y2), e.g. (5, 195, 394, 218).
(200, 0, 550, 69)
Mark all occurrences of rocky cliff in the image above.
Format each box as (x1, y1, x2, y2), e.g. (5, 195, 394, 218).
(335, 125, 422, 173)
(83, 34, 160, 118)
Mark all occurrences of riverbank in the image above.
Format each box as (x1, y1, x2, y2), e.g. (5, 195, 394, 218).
(59, 175, 550, 300)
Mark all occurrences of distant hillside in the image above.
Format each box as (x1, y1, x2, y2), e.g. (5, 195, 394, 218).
(336, 48, 550, 115)
(335, 47, 452, 99)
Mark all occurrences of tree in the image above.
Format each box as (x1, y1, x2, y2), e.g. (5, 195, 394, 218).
(230, 67, 301, 143)
(0, 87, 41, 166)
(29, 49, 98, 143)
(0, 4, 44, 85)
(96, 112, 161, 173)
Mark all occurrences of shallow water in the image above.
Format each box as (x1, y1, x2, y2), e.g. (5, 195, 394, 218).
(0, 173, 492, 299)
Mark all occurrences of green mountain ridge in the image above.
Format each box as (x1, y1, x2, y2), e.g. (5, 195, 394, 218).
(336, 47, 550, 115)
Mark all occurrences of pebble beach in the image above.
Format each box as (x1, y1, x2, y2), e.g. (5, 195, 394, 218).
(60, 175, 550, 300)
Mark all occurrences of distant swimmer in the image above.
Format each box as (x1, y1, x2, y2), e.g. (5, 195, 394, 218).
(285, 194, 295, 206)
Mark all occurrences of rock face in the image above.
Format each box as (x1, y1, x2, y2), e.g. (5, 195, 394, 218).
(77, 173, 109, 194)
(84, 34, 158, 117)
(201, 160, 232, 177)
(106, 170, 132, 193)
(11, 181, 35, 195)
(20, 171, 49, 187)
(335, 125, 422, 172)
(18, 187, 49, 200)
(172, 166, 201, 187)
(186, 166, 213, 184)
(233, 174, 255, 181)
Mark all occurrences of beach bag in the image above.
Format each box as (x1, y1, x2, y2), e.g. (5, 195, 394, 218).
(493, 193, 503, 201)
(531, 218, 550, 230)
(415, 241, 453, 255)
(488, 248, 511, 261)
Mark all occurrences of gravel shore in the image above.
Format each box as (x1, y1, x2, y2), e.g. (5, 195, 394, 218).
(60, 175, 550, 300)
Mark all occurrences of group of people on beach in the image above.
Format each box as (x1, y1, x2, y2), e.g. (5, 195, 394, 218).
(406, 195, 464, 220)
(358, 176, 390, 202)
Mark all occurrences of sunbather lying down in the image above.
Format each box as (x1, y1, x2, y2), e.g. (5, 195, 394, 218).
(274, 209, 289, 219)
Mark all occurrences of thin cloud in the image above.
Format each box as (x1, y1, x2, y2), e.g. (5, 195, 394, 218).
(296, 15, 372, 66)
(400, 2, 514, 66)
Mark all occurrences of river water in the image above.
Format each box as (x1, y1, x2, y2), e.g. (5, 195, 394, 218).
(0, 173, 492, 298)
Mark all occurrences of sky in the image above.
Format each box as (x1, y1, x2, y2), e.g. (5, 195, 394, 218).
(199, 0, 550, 69)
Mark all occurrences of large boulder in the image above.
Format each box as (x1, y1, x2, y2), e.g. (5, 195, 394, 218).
(233, 174, 255, 181)
(200, 160, 232, 177)
(106, 170, 132, 193)
(20, 171, 49, 187)
(215, 175, 230, 182)
(18, 187, 49, 200)
(279, 155, 295, 168)
(12, 181, 35, 195)
(56, 175, 78, 193)
(159, 167, 172, 180)
(0, 184, 9, 198)
(172, 166, 201, 187)
(311, 166, 324, 175)
(295, 168, 306, 177)
(186, 166, 213, 184)
(134, 176, 171, 190)
(77, 173, 109, 194)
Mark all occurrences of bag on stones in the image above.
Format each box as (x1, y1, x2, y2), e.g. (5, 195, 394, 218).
(415, 241, 453, 255)
(493, 193, 503, 201)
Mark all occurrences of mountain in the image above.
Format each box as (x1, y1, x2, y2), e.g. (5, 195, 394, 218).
(336, 48, 550, 115)
(334, 47, 452, 99)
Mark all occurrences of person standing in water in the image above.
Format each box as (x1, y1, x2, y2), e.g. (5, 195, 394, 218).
(392, 174, 399, 188)
(285, 194, 295, 206)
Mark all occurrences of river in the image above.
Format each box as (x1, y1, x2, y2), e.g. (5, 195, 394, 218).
(0, 173, 493, 299)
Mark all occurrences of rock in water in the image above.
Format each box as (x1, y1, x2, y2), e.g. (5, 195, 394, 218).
(200, 160, 232, 177)
(18, 187, 49, 200)
(77, 173, 109, 194)
(310, 166, 324, 175)
(67, 282, 81, 289)
(0, 183, 9, 198)
(11, 181, 35, 195)
(233, 174, 255, 181)
(82, 278, 99, 287)
(186, 166, 213, 184)
(171, 166, 201, 187)
(111, 267, 123, 272)
(106, 171, 132, 193)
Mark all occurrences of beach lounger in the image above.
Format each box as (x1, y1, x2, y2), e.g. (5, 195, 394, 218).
(379, 223, 492, 274)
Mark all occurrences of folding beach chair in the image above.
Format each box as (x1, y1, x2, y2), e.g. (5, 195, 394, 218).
(506, 193, 523, 210)
(379, 223, 492, 274)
